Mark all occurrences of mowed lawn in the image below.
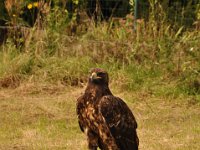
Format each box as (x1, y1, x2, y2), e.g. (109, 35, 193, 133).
(0, 84, 200, 150)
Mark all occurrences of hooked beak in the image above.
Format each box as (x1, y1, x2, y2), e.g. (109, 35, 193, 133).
(90, 72, 101, 81)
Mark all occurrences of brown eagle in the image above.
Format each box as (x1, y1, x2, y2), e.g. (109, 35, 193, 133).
(76, 68, 139, 150)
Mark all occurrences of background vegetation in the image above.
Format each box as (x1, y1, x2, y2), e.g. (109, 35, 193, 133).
(0, 0, 199, 149)
(0, 0, 199, 98)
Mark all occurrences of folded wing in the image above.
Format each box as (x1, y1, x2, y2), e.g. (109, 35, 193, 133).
(99, 95, 139, 150)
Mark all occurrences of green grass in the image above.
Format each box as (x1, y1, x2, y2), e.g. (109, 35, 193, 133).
(1, 20, 199, 97)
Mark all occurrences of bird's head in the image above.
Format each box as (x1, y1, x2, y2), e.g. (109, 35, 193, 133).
(89, 68, 109, 85)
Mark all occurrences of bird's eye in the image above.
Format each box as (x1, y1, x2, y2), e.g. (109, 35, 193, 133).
(97, 72, 104, 76)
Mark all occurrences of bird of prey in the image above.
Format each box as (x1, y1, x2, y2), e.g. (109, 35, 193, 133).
(76, 68, 139, 150)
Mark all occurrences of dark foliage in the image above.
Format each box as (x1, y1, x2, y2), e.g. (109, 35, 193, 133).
(86, 0, 130, 21)
(0, 0, 8, 45)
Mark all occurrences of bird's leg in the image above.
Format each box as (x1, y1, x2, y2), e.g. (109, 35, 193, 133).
(87, 130, 98, 150)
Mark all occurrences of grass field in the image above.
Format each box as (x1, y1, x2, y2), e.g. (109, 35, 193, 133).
(0, 82, 199, 150)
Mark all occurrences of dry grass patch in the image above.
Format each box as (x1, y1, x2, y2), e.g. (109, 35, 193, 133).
(0, 84, 200, 149)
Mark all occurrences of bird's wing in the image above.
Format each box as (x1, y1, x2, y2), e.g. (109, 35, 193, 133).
(76, 95, 119, 150)
(76, 95, 85, 132)
(99, 95, 139, 150)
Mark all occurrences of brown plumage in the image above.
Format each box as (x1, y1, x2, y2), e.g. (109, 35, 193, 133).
(76, 68, 139, 150)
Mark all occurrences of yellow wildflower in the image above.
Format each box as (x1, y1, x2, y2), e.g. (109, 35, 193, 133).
(73, 0, 79, 5)
(12, 14, 16, 17)
(27, 3, 33, 9)
(33, 2, 39, 7)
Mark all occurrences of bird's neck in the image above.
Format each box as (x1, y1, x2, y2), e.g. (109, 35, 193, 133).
(85, 84, 112, 98)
